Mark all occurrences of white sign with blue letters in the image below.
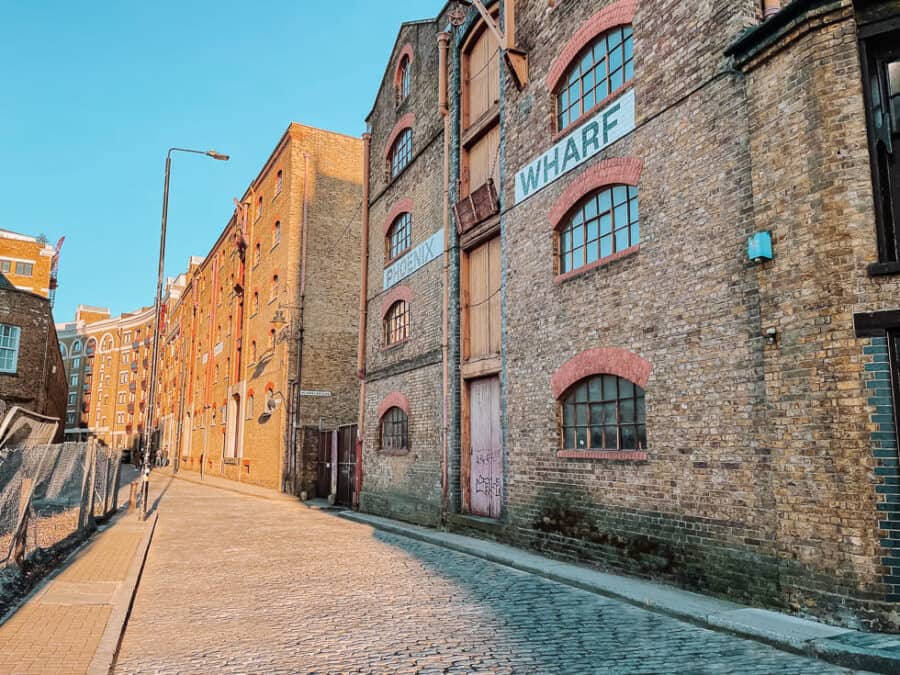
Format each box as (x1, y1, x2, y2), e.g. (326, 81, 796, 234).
(514, 89, 635, 204)
(383, 228, 444, 289)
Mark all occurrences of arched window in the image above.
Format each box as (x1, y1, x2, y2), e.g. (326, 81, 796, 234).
(250, 340, 257, 362)
(253, 291, 259, 314)
(380, 407, 408, 451)
(256, 196, 263, 219)
(101, 335, 113, 352)
(556, 25, 633, 131)
(273, 220, 281, 246)
(386, 213, 411, 261)
(254, 242, 261, 265)
(275, 169, 283, 195)
(561, 374, 645, 450)
(384, 300, 409, 346)
(85, 339, 96, 356)
(559, 184, 639, 274)
(390, 128, 412, 178)
(271, 274, 279, 299)
(72, 340, 82, 354)
(247, 394, 254, 419)
(269, 328, 276, 349)
(399, 55, 411, 101)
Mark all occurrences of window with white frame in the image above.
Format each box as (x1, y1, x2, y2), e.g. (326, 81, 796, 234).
(70, 373, 78, 387)
(68, 392, 77, 406)
(15, 262, 33, 276)
(0, 324, 20, 373)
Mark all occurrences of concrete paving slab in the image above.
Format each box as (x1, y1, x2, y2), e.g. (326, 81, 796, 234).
(709, 607, 853, 649)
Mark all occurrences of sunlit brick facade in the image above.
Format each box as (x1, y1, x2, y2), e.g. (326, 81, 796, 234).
(359, 0, 900, 631)
(158, 123, 364, 493)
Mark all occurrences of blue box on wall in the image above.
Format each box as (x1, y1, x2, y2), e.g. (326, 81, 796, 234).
(748, 231, 773, 263)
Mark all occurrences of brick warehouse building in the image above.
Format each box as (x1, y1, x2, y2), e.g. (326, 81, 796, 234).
(159, 123, 363, 496)
(358, 0, 900, 630)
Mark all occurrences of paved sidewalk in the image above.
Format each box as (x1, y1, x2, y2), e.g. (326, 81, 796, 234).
(0, 503, 156, 675)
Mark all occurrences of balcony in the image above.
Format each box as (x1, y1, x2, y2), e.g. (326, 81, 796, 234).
(130, 362, 138, 371)
(132, 341, 140, 350)
(127, 403, 134, 414)
(129, 382, 136, 392)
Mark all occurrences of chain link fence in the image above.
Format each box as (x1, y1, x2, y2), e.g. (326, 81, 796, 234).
(0, 440, 124, 569)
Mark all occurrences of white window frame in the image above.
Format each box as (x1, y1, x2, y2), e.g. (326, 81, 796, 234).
(0, 324, 21, 374)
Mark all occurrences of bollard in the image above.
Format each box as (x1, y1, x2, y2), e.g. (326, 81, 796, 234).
(129, 482, 138, 509)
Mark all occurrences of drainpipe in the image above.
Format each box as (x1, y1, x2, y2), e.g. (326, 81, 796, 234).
(355, 132, 371, 509)
(762, 0, 781, 18)
(289, 151, 311, 496)
(438, 30, 451, 517)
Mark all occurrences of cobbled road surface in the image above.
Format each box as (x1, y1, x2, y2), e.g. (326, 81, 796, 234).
(114, 477, 861, 674)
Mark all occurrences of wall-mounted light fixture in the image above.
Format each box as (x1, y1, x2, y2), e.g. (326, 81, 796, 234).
(748, 231, 774, 264)
(764, 327, 777, 345)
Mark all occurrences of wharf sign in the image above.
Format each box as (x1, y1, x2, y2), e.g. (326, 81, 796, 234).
(384, 228, 444, 289)
(514, 88, 635, 204)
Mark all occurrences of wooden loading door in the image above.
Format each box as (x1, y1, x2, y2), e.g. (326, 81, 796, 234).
(469, 376, 502, 518)
(336, 424, 356, 507)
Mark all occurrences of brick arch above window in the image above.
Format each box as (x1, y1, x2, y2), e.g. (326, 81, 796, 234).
(383, 198, 414, 235)
(551, 347, 651, 399)
(381, 285, 413, 319)
(545, 0, 638, 93)
(394, 43, 414, 88)
(549, 157, 643, 230)
(384, 113, 416, 160)
(377, 391, 410, 420)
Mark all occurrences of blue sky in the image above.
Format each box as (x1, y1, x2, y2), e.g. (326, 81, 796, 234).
(0, 0, 445, 322)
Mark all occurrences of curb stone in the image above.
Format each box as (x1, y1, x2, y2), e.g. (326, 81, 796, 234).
(88, 511, 158, 675)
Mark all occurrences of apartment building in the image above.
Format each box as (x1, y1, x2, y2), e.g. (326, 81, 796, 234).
(0, 228, 60, 301)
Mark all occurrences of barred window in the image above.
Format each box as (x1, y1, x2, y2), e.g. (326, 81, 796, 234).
(390, 128, 412, 178)
(386, 213, 411, 261)
(380, 406, 408, 451)
(557, 25, 634, 131)
(561, 374, 645, 451)
(384, 301, 409, 346)
(559, 185, 639, 274)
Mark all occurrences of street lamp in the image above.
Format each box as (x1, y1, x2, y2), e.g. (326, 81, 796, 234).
(141, 147, 229, 520)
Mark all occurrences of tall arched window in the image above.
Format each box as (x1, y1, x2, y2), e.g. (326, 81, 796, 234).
(561, 374, 645, 450)
(253, 291, 259, 314)
(275, 169, 283, 195)
(271, 274, 279, 300)
(247, 394, 254, 419)
(256, 196, 263, 219)
(556, 25, 633, 131)
(559, 184, 639, 274)
(273, 221, 281, 246)
(380, 407, 408, 451)
(254, 242, 261, 265)
(72, 341, 82, 354)
(390, 128, 412, 178)
(250, 340, 257, 362)
(399, 55, 411, 101)
(384, 300, 409, 346)
(386, 213, 411, 261)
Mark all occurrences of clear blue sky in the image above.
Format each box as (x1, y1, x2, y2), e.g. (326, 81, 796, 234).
(0, 0, 445, 323)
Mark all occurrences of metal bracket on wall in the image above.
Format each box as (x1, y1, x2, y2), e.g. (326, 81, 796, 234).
(459, 0, 529, 90)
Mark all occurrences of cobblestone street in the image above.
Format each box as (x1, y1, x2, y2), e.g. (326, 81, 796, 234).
(114, 477, 859, 674)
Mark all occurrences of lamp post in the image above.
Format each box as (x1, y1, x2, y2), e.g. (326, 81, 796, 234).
(141, 147, 229, 520)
